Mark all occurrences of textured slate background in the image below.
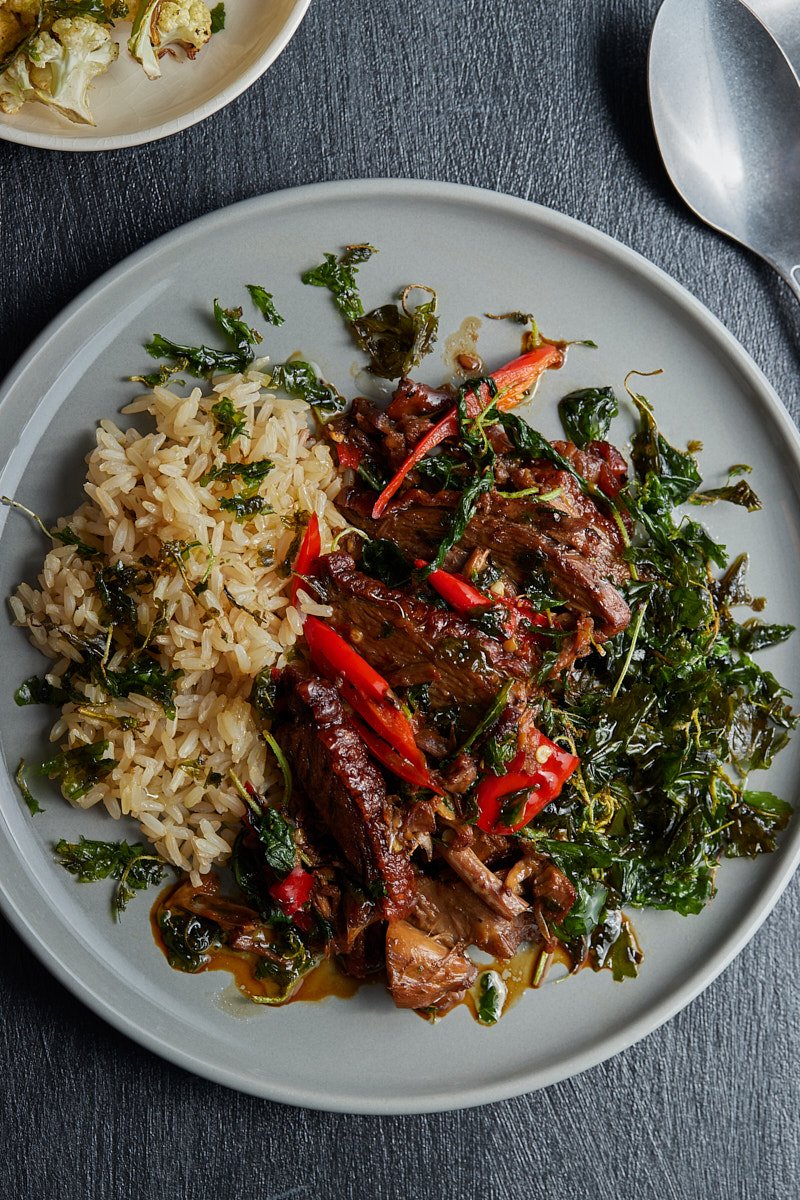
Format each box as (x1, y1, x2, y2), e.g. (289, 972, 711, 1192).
(1, 1, 799, 1197)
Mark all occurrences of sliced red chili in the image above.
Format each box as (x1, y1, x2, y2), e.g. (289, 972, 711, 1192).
(350, 715, 442, 793)
(304, 616, 394, 705)
(290, 513, 321, 607)
(304, 616, 431, 784)
(476, 732, 578, 834)
(413, 559, 493, 615)
(269, 865, 314, 915)
(336, 441, 363, 470)
(371, 344, 564, 518)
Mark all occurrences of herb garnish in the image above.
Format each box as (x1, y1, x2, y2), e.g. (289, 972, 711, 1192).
(15, 759, 43, 815)
(521, 389, 796, 971)
(558, 386, 618, 447)
(270, 361, 346, 419)
(301, 244, 377, 322)
(55, 836, 167, 917)
(351, 285, 439, 379)
(211, 397, 249, 448)
(246, 283, 283, 325)
(42, 740, 118, 801)
(209, 2, 225, 33)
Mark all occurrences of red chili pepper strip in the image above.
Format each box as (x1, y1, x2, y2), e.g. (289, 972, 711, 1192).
(476, 736, 579, 835)
(413, 559, 493, 615)
(350, 715, 443, 794)
(304, 616, 394, 705)
(290, 513, 321, 607)
(336, 441, 363, 470)
(269, 865, 314, 915)
(304, 616, 430, 781)
(371, 344, 564, 519)
(339, 681, 431, 780)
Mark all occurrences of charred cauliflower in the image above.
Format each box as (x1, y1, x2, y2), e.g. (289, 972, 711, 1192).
(129, 0, 211, 80)
(0, 14, 118, 123)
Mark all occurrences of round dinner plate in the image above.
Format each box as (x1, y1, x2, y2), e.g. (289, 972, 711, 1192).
(1, 180, 799, 1114)
(0, 0, 309, 151)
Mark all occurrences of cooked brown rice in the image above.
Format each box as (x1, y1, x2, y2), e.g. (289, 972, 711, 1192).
(10, 368, 345, 884)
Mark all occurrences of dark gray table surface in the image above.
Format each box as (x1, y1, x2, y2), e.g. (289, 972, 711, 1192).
(1, 1, 799, 1197)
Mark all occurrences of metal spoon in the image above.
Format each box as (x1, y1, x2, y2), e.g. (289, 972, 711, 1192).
(648, 0, 800, 302)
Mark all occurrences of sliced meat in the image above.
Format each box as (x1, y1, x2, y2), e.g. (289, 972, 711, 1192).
(413, 872, 534, 960)
(275, 666, 415, 920)
(338, 482, 631, 639)
(385, 919, 477, 1012)
(314, 551, 540, 713)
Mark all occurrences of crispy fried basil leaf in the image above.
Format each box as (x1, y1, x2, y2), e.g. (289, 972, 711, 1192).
(270, 362, 346, 419)
(558, 386, 618, 447)
(301, 244, 377, 323)
(360, 538, 412, 587)
(55, 836, 166, 916)
(246, 283, 282, 325)
(43, 741, 117, 801)
(351, 287, 439, 380)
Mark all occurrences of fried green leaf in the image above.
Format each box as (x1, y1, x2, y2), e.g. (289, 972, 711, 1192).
(558, 386, 618, 447)
(246, 283, 283, 325)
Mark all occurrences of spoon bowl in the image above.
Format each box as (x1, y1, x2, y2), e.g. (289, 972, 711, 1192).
(649, 0, 800, 301)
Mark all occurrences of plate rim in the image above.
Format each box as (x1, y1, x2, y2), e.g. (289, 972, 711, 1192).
(2, 178, 800, 1114)
(0, 0, 311, 152)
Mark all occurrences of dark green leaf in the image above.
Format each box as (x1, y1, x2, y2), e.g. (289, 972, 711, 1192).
(158, 908, 222, 970)
(246, 283, 282, 325)
(15, 674, 64, 706)
(360, 538, 411, 587)
(211, 397, 249, 449)
(199, 458, 273, 497)
(42, 741, 117, 801)
(301, 244, 377, 323)
(55, 836, 166, 917)
(476, 970, 507, 1025)
(249, 669, 278, 721)
(252, 806, 296, 877)
(270, 361, 346, 419)
(558, 386, 618, 447)
(351, 286, 439, 379)
(15, 759, 43, 815)
(422, 467, 494, 577)
(209, 1, 225, 32)
(145, 334, 246, 379)
(218, 494, 272, 523)
(213, 300, 262, 357)
(52, 525, 101, 557)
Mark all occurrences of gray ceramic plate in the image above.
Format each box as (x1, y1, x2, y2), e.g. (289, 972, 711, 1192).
(1, 180, 799, 1115)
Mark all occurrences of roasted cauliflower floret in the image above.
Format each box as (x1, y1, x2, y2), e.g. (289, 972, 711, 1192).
(0, 7, 24, 59)
(4, 0, 41, 22)
(129, 0, 210, 80)
(0, 16, 117, 123)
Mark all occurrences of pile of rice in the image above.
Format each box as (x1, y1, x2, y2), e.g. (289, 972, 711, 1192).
(10, 369, 345, 884)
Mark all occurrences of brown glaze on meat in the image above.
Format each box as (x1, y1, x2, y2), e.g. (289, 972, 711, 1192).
(314, 551, 540, 713)
(275, 666, 415, 920)
(338, 479, 631, 639)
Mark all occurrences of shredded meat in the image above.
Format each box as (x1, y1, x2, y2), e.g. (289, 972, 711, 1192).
(385, 919, 477, 1012)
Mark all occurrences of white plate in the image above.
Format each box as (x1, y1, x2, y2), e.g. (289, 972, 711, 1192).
(1, 180, 799, 1113)
(0, 0, 309, 150)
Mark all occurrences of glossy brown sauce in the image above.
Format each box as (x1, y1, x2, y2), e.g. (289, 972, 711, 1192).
(151, 882, 638, 1020)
